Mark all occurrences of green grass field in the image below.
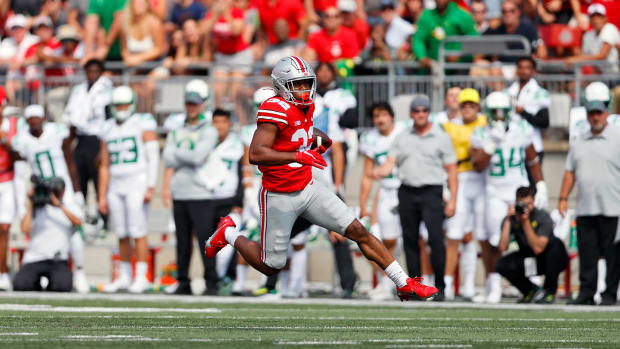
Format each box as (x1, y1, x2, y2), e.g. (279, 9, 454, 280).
(0, 293, 618, 348)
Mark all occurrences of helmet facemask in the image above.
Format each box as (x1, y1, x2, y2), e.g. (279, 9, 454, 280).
(275, 76, 316, 106)
(112, 103, 134, 122)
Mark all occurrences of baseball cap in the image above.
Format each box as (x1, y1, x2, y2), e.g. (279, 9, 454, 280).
(2, 106, 21, 118)
(184, 79, 209, 104)
(57, 25, 79, 41)
(6, 14, 27, 30)
(410, 95, 430, 110)
(458, 88, 480, 104)
(24, 105, 45, 119)
(338, 0, 357, 13)
(585, 100, 606, 113)
(34, 16, 53, 29)
(587, 3, 606, 16)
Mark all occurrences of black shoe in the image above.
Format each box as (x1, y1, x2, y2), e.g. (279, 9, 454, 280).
(202, 288, 218, 296)
(600, 295, 617, 306)
(342, 289, 356, 299)
(172, 282, 192, 295)
(567, 295, 594, 305)
(432, 290, 445, 302)
(517, 287, 539, 304)
(533, 290, 555, 304)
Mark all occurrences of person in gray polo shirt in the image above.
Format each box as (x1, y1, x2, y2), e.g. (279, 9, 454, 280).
(558, 99, 620, 306)
(373, 95, 458, 301)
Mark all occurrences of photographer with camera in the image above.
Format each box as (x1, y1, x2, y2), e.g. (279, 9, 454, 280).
(496, 187, 568, 304)
(13, 176, 83, 291)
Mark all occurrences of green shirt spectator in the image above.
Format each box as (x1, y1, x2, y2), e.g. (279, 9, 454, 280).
(412, 0, 478, 69)
(87, 0, 127, 60)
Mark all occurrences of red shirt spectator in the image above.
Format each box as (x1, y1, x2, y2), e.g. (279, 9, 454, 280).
(206, 6, 248, 54)
(339, 0, 369, 49)
(305, 7, 360, 62)
(257, 0, 307, 44)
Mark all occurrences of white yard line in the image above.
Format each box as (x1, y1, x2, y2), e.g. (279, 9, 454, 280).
(0, 332, 38, 336)
(0, 291, 618, 312)
(0, 304, 220, 313)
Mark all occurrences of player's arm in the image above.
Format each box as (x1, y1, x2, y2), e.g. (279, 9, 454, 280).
(98, 140, 110, 215)
(241, 145, 254, 188)
(498, 216, 512, 253)
(471, 147, 491, 172)
(174, 127, 218, 166)
(331, 141, 345, 193)
(62, 134, 81, 193)
(143, 130, 159, 203)
(249, 123, 327, 168)
(371, 156, 396, 179)
(162, 167, 174, 208)
(444, 162, 458, 218)
(360, 155, 375, 218)
(525, 145, 543, 183)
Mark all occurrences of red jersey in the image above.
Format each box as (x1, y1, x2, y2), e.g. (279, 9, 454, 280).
(306, 26, 360, 63)
(258, 0, 306, 45)
(256, 96, 316, 193)
(208, 7, 248, 54)
(0, 117, 19, 183)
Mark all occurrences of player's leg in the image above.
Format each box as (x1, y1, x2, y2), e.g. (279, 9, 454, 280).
(483, 195, 508, 303)
(444, 181, 468, 300)
(103, 191, 132, 292)
(70, 232, 89, 293)
(127, 188, 150, 293)
(287, 232, 307, 298)
(171, 200, 194, 294)
(0, 181, 15, 290)
(301, 181, 437, 300)
(373, 188, 401, 299)
(190, 200, 219, 294)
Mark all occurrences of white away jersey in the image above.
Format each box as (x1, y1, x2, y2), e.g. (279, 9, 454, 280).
(100, 113, 157, 180)
(470, 120, 534, 199)
(212, 133, 244, 199)
(11, 122, 74, 192)
(359, 121, 406, 189)
(506, 79, 550, 152)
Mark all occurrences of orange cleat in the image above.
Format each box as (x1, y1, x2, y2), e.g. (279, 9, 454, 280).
(205, 216, 236, 259)
(396, 277, 439, 301)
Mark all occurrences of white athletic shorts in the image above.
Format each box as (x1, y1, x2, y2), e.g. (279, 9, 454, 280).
(258, 179, 356, 269)
(445, 172, 485, 240)
(108, 184, 149, 239)
(478, 194, 511, 247)
(0, 180, 15, 224)
(376, 187, 402, 240)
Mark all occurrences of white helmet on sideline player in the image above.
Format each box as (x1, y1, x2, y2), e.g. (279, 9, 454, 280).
(584, 81, 610, 103)
(111, 86, 136, 122)
(253, 87, 277, 108)
(271, 56, 316, 106)
(485, 91, 512, 123)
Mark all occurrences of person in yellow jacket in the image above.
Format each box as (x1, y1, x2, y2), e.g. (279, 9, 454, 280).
(441, 88, 487, 301)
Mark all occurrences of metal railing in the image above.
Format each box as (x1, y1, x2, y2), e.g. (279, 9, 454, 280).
(1, 59, 618, 129)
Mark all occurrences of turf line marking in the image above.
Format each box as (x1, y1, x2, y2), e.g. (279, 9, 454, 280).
(0, 304, 220, 313)
(0, 332, 38, 336)
(385, 345, 472, 348)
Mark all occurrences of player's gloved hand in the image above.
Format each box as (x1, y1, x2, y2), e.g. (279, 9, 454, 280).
(296, 149, 327, 169)
(489, 121, 506, 143)
(534, 181, 549, 210)
(312, 135, 332, 154)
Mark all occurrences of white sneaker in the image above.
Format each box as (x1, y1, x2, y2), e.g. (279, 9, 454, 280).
(444, 284, 455, 301)
(0, 273, 12, 291)
(486, 290, 502, 304)
(102, 275, 131, 293)
(128, 277, 149, 294)
(460, 283, 475, 300)
(472, 293, 487, 303)
(367, 284, 383, 297)
(74, 270, 90, 294)
(165, 281, 178, 294)
(369, 288, 395, 301)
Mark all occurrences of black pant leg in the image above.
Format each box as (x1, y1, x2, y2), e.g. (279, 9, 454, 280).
(576, 216, 600, 299)
(398, 187, 422, 277)
(495, 251, 535, 295)
(332, 239, 356, 291)
(600, 216, 620, 301)
(13, 261, 46, 291)
(173, 200, 193, 284)
(421, 188, 446, 291)
(540, 237, 569, 294)
(46, 261, 73, 292)
(188, 200, 218, 290)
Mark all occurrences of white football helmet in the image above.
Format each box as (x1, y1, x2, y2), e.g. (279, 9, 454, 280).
(111, 86, 136, 122)
(271, 56, 316, 106)
(485, 91, 512, 123)
(253, 86, 277, 108)
(584, 81, 610, 103)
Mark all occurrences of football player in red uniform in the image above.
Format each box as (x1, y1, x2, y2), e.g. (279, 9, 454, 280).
(206, 56, 437, 300)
